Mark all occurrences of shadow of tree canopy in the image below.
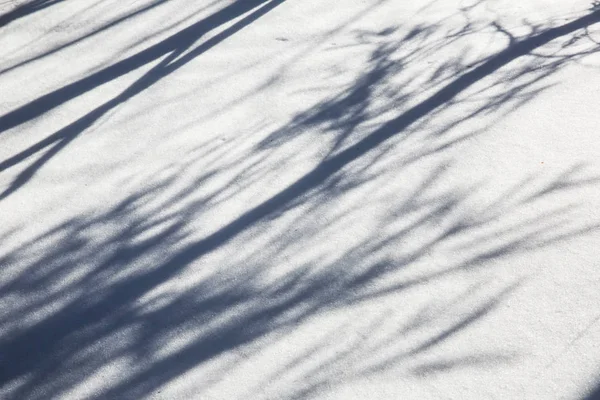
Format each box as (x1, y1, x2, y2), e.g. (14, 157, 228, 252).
(1, 1, 600, 399)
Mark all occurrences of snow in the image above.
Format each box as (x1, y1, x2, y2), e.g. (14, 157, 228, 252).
(1, 0, 600, 399)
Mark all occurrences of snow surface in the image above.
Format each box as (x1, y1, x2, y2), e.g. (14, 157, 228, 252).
(1, 0, 600, 399)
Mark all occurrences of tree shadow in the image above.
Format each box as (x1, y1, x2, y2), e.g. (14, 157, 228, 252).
(1, 153, 597, 399)
(0, 0, 285, 200)
(1, 1, 600, 399)
(0, 0, 65, 28)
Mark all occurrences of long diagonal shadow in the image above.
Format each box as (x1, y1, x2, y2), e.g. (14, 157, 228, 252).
(94, 10, 600, 331)
(0, 0, 173, 76)
(1, 8, 600, 399)
(3, 10, 597, 388)
(0, 0, 278, 134)
(165, 9, 600, 267)
(0, 0, 285, 199)
(0, 0, 65, 28)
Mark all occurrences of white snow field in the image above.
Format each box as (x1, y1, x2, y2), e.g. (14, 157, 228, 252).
(1, 0, 600, 399)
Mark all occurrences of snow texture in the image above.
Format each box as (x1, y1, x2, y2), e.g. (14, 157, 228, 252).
(1, 0, 600, 399)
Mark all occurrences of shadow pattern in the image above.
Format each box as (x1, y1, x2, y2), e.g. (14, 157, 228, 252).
(1, 1, 600, 399)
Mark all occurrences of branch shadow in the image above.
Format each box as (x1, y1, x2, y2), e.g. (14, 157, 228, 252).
(0, 0, 285, 200)
(1, 2, 600, 399)
(0, 0, 65, 28)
